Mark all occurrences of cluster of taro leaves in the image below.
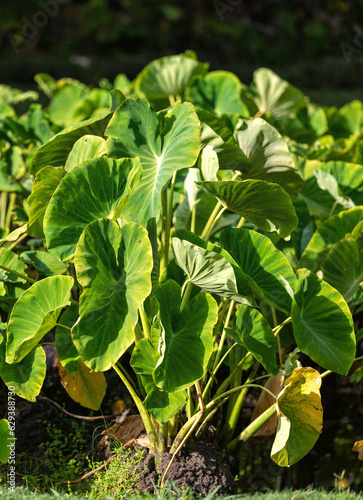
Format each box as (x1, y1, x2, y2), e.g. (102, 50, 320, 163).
(0, 52, 362, 468)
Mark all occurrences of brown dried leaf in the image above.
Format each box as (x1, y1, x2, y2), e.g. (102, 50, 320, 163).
(98, 415, 145, 450)
(250, 371, 285, 442)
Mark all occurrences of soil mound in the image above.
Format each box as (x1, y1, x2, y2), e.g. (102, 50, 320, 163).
(136, 441, 237, 497)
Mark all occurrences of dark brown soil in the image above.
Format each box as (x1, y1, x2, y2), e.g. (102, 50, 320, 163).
(135, 441, 238, 497)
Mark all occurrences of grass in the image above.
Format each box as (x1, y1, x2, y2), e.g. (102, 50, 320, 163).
(0, 486, 362, 500)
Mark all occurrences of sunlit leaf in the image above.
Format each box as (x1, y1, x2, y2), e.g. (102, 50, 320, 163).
(64, 134, 106, 172)
(219, 228, 296, 314)
(27, 165, 66, 238)
(292, 269, 355, 375)
(0, 249, 28, 284)
(135, 53, 208, 103)
(197, 180, 298, 238)
(106, 99, 200, 226)
(0, 343, 46, 402)
(172, 230, 253, 302)
(249, 68, 305, 119)
(19, 250, 68, 277)
(44, 157, 141, 262)
(186, 70, 249, 117)
(271, 367, 322, 467)
(58, 360, 106, 410)
(30, 111, 112, 175)
(234, 118, 303, 198)
(6, 276, 73, 363)
(72, 219, 153, 371)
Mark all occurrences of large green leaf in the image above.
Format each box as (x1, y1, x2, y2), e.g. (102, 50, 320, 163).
(135, 53, 208, 102)
(44, 157, 141, 262)
(298, 207, 363, 271)
(30, 111, 113, 175)
(198, 179, 298, 239)
(234, 118, 303, 198)
(0, 248, 28, 284)
(0, 344, 46, 402)
(27, 165, 66, 238)
(249, 68, 305, 119)
(291, 269, 355, 375)
(219, 228, 296, 314)
(232, 304, 279, 375)
(55, 304, 80, 373)
(19, 250, 68, 277)
(130, 338, 187, 424)
(64, 135, 106, 172)
(153, 280, 218, 392)
(321, 238, 363, 302)
(72, 219, 153, 371)
(6, 275, 73, 364)
(105, 99, 200, 226)
(271, 367, 322, 467)
(186, 71, 249, 117)
(172, 231, 253, 302)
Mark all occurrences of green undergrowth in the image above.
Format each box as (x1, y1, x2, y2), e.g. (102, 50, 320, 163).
(0, 486, 363, 500)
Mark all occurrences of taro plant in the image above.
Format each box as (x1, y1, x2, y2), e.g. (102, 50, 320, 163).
(0, 53, 361, 477)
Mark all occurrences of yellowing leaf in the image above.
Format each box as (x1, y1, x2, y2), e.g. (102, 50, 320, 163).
(271, 367, 323, 467)
(58, 360, 106, 410)
(353, 440, 363, 460)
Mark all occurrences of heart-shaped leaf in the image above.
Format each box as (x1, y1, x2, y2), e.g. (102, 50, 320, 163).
(292, 269, 355, 375)
(135, 53, 208, 103)
(130, 338, 186, 424)
(249, 68, 305, 119)
(6, 275, 73, 364)
(0, 343, 46, 402)
(186, 71, 249, 117)
(72, 219, 153, 371)
(219, 228, 296, 314)
(197, 180, 298, 238)
(44, 157, 141, 262)
(271, 367, 322, 467)
(232, 304, 279, 375)
(153, 280, 218, 392)
(106, 99, 200, 226)
(172, 230, 253, 302)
